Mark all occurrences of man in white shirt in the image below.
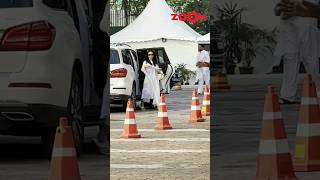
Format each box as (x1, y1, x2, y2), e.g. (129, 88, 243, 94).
(274, 0, 320, 104)
(196, 45, 210, 94)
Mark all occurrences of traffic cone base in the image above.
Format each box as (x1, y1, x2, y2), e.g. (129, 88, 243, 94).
(121, 121, 141, 138)
(121, 99, 141, 138)
(293, 75, 320, 171)
(155, 122, 173, 130)
(257, 154, 298, 180)
(189, 90, 205, 123)
(201, 106, 210, 116)
(48, 118, 81, 180)
(155, 96, 172, 130)
(294, 137, 320, 171)
(190, 111, 205, 123)
(201, 85, 210, 116)
(256, 87, 297, 180)
(295, 161, 320, 172)
(121, 124, 141, 138)
(121, 133, 141, 138)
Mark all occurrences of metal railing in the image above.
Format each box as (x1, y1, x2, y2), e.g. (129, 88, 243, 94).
(110, 7, 183, 27)
(110, 10, 136, 27)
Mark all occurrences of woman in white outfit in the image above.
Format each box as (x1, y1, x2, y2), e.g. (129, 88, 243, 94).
(141, 50, 161, 110)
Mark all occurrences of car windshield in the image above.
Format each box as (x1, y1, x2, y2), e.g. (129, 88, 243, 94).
(110, 49, 120, 64)
(0, 0, 33, 8)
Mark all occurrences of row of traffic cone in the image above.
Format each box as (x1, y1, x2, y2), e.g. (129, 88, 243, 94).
(48, 118, 81, 180)
(46, 85, 211, 179)
(256, 75, 320, 180)
(121, 85, 210, 139)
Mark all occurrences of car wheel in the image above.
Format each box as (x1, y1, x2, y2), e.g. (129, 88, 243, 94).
(122, 83, 137, 110)
(67, 71, 84, 156)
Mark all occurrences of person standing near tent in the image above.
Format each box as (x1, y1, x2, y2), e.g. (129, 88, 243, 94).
(141, 50, 162, 110)
(195, 66, 202, 85)
(196, 45, 210, 94)
(274, 0, 320, 104)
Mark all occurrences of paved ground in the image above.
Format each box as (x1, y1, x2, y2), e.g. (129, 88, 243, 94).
(212, 74, 320, 179)
(0, 127, 107, 180)
(110, 86, 210, 180)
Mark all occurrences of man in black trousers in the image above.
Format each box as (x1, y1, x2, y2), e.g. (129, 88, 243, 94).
(91, 0, 109, 155)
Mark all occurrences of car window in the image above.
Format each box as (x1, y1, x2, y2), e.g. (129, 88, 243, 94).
(130, 50, 138, 62)
(121, 50, 133, 67)
(129, 50, 138, 68)
(157, 49, 165, 64)
(43, 0, 67, 9)
(0, 0, 33, 8)
(125, 50, 135, 71)
(110, 50, 120, 64)
(66, 0, 80, 32)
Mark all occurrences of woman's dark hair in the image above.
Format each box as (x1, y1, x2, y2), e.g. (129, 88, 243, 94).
(146, 50, 157, 66)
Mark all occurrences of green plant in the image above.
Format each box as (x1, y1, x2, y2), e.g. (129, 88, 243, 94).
(213, 2, 276, 68)
(214, 2, 244, 66)
(239, 24, 276, 67)
(174, 63, 196, 85)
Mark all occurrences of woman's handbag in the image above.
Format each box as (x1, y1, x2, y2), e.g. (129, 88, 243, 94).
(156, 68, 164, 80)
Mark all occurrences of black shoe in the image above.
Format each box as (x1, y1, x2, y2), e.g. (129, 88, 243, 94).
(279, 98, 300, 105)
(93, 138, 109, 155)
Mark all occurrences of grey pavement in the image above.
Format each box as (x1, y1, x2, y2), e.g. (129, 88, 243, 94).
(111, 86, 210, 180)
(212, 74, 320, 179)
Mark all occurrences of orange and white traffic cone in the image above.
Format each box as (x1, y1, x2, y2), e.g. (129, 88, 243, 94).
(294, 74, 320, 171)
(155, 95, 172, 130)
(201, 85, 210, 116)
(48, 117, 81, 180)
(256, 86, 297, 180)
(190, 89, 205, 123)
(121, 99, 141, 138)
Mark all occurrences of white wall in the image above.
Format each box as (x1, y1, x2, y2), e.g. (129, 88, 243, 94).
(128, 39, 199, 70)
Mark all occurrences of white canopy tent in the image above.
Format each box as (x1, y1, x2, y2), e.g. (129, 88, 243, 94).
(111, 0, 201, 70)
(197, 33, 210, 44)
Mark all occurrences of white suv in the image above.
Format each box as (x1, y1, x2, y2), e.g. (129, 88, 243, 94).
(110, 44, 175, 110)
(0, 0, 106, 154)
(110, 44, 140, 109)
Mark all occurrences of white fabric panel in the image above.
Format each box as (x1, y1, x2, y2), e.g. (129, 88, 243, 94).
(110, 0, 201, 43)
(197, 33, 210, 44)
(128, 40, 199, 70)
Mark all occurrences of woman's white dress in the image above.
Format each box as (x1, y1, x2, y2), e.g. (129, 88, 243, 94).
(141, 60, 161, 106)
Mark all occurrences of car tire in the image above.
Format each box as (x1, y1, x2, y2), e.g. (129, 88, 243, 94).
(67, 71, 85, 156)
(122, 83, 137, 110)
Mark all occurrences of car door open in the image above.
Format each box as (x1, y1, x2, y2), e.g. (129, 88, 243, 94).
(156, 48, 174, 93)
